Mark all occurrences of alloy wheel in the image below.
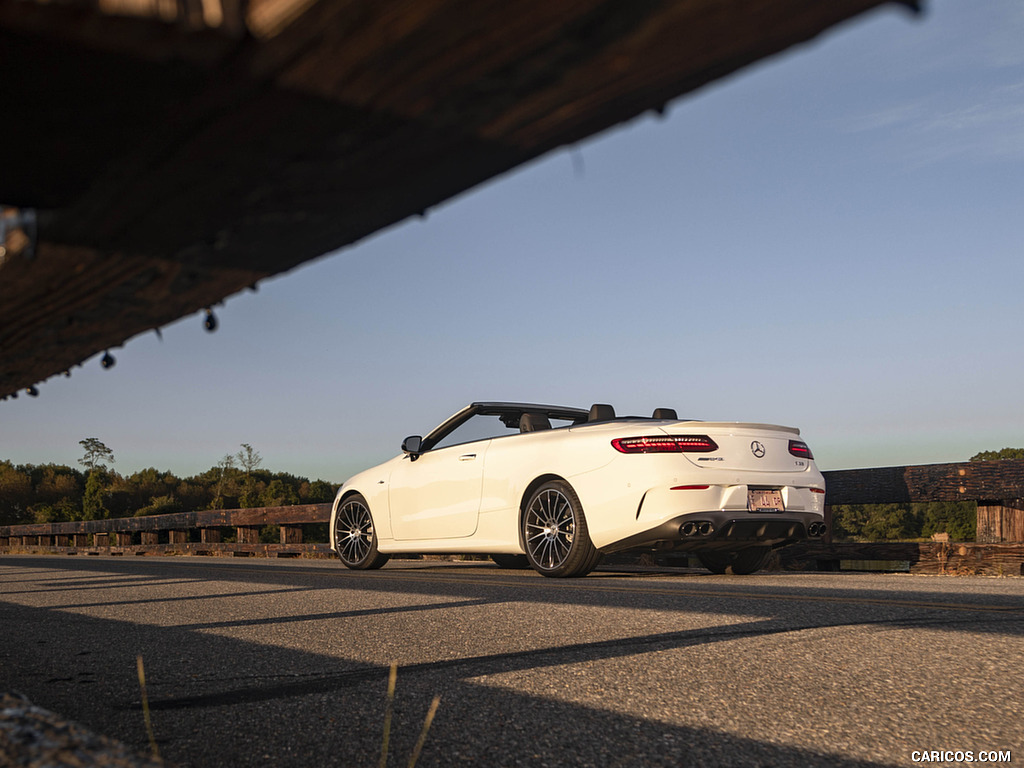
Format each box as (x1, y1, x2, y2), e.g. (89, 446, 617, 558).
(335, 498, 374, 565)
(525, 488, 576, 570)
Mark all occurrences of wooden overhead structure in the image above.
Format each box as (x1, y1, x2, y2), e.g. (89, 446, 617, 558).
(0, 0, 916, 397)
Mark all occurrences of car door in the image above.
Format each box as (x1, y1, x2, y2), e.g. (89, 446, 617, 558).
(387, 439, 490, 540)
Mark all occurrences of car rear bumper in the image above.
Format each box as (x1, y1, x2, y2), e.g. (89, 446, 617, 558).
(600, 509, 827, 554)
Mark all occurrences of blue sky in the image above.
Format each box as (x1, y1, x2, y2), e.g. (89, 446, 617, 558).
(3, 0, 1023, 483)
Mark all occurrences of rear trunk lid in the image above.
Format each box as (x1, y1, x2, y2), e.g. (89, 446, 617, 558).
(661, 422, 811, 473)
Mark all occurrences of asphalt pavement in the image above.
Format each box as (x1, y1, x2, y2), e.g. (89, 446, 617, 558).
(1, 555, 1022, 767)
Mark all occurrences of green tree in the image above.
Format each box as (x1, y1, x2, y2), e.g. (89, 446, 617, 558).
(303, 480, 338, 504)
(211, 453, 238, 509)
(136, 495, 183, 517)
(0, 461, 34, 525)
(918, 501, 976, 541)
(861, 504, 919, 541)
(82, 470, 109, 520)
(236, 444, 262, 508)
(78, 438, 115, 472)
(236, 443, 261, 476)
(261, 478, 299, 507)
(830, 504, 872, 540)
(970, 447, 1024, 462)
(32, 497, 77, 523)
(2, 451, 334, 521)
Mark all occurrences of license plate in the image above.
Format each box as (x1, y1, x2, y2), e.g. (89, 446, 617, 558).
(748, 488, 784, 513)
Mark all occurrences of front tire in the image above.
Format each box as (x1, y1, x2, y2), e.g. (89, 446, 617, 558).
(334, 494, 389, 570)
(522, 480, 600, 578)
(698, 546, 770, 576)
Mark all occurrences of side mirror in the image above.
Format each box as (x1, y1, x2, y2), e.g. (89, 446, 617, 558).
(401, 435, 423, 457)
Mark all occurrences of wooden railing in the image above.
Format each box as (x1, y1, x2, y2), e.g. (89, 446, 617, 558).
(2, 460, 1023, 573)
(793, 458, 1024, 575)
(0, 504, 333, 558)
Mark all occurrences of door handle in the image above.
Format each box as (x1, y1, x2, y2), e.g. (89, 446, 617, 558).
(458, 453, 476, 461)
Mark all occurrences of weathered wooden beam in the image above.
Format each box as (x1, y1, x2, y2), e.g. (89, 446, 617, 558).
(1, 0, 902, 397)
(0, 503, 331, 538)
(823, 460, 1024, 504)
(219, 504, 330, 527)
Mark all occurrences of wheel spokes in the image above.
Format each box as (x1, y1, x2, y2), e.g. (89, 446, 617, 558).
(336, 500, 373, 564)
(526, 489, 576, 570)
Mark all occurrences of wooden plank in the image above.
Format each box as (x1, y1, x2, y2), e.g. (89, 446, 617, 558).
(223, 504, 331, 526)
(823, 460, 1024, 504)
(200, 528, 222, 544)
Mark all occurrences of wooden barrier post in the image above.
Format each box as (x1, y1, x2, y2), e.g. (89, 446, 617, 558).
(201, 528, 222, 544)
(237, 527, 259, 544)
(976, 498, 1024, 543)
(280, 526, 303, 545)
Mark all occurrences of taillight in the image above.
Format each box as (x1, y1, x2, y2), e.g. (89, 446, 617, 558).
(611, 435, 718, 454)
(789, 440, 814, 460)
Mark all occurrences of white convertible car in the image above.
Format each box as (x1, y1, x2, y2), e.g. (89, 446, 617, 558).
(331, 402, 826, 577)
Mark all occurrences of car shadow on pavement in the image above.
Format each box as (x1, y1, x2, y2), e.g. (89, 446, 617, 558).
(8, 557, 1024, 767)
(1, 597, 908, 768)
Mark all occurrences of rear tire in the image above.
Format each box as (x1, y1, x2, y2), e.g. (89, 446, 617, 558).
(522, 480, 600, 578)
(333, 494, 389, 570)
(698, 546, 770, 576)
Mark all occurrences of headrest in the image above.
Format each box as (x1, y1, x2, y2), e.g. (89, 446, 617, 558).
(652, 408, 678, 420)
(519, 413, 552, 432)
(588, 403, 616, 422)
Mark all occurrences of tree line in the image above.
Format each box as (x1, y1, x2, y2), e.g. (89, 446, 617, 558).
(0, 439, 339, 526)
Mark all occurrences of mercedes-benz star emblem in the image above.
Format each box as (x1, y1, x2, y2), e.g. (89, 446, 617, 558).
(750, 441, 766, 458)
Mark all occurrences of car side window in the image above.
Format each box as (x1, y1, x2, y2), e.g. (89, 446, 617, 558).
(431, 414, 518, 451)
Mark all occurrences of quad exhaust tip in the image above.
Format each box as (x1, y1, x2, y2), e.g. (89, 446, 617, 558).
(680, 521, 715, 538)
(808, 521, 827, 537)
